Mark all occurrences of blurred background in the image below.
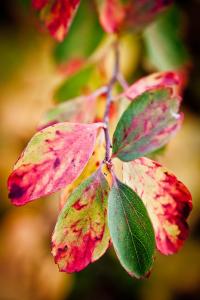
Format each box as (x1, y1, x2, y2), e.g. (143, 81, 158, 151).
(0, 0, 200, 299)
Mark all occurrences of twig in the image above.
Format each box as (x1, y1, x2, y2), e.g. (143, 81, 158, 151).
(117, 73, 129, 90)
(103, 40, 120, 167)
(90, 86, 108, 99)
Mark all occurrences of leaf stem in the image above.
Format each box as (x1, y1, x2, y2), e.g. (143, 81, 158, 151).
(103, 39, 120, 167)
(117, 73, 129, 90)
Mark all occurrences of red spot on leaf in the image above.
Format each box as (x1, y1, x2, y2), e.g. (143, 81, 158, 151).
(95, 161, 100, 167)
(53, 157, 60, 168)
(73, 199, 87, 210)
(8, 183, 25, 199)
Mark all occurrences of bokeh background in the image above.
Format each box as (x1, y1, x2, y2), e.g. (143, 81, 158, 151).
(0, 1, 200, 299)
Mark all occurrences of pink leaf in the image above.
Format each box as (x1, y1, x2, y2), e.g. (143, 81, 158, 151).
(96, 0, 173, 33)
(97, 0, 125, 34)
(32, 0, 81, 41)
(123, 157, 192, 255)
(123, 71, 181, 101)
(8, 122, 103, 206)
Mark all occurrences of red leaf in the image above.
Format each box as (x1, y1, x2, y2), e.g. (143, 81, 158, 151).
(33, 0, 81, 41)
(97, 0, 173, 33)
(32, 0, 49, 10)
(8, 122, 103, 206)
(97, 0, 125, 34)
(123, 157, 192, 255)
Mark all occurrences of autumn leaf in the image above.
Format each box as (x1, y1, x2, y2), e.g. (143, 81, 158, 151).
(122, 157, 192, 255)
(32, 0, 81, 41)
(108, 177, 155, 278)
(96, 0, 173, 34)
(96, 0, 125, 34)
(39, 95, 98, 129)
(112, 87, 182, 161)
(60, 134, 105, 209)
(122, 71, 181, 101)
(52, 169, 110, 272)
(8, 122, 103, 206)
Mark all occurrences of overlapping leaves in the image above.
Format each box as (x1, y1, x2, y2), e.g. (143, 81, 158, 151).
(8, 68, 192, 278)
(33, 0, 174, 41)
(122, 157, 192, 255)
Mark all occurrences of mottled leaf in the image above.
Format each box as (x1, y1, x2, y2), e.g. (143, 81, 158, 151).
(60, 134, 105, 209)
(39, 95, 97, 129)
(112, 87, 183, 161)
(144, 6, 189, 71)
(96, 0, 173, 34)
(32, 0, 81, 41)
(108, 177, 155, 278)
(8, 122, 103, 205)
(52, 169, 110, 272)
(123, 71, 181, 100)
(123, 157, 192, 254)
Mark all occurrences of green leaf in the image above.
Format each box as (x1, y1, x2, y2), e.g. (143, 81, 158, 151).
(54, 59, 108, 103)
(108, 178, 155, 278)
(54, 65, 94, 102)
(112, 87, 182, 161)
(52, 169, 110, 273)
(143, 6, 189, 70)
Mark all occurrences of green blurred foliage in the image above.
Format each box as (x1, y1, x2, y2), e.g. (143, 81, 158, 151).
(54, 65, 95, 102)
(143, 5, 189, 70)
